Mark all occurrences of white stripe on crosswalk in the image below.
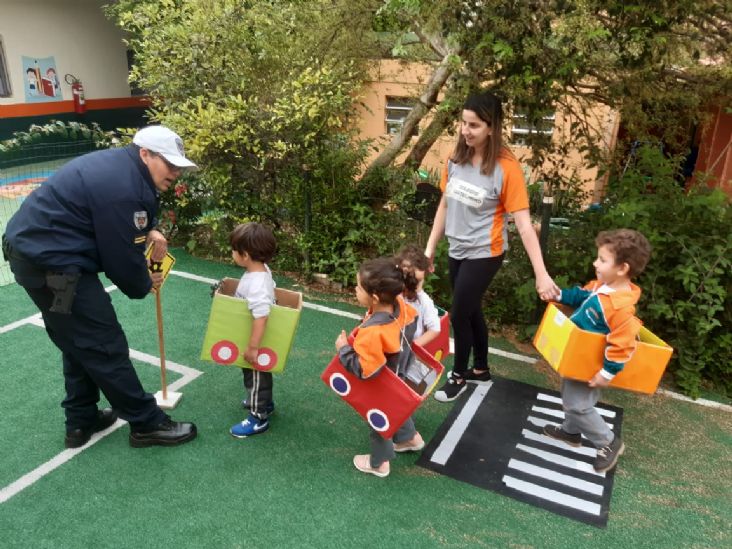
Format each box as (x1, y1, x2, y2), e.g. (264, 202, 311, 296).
(430, 383, 493, 466)
(531, 406, 614, 428)
(536, 393, 616, 418)
(516, 443, 605, 477)
(507, 458, 604, 495)
(521, 429, 597, 457)
(502, 475, 602, 516)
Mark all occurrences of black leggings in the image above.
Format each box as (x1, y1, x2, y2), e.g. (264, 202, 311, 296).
(448, 254, 504, 377)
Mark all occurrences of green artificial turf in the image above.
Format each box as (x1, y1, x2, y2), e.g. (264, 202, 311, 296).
(0, 249, 729, 549)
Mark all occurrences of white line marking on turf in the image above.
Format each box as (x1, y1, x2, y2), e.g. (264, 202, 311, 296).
(507, 458, 604, 495)
(657, 389, 732, 413)
(487, 346, 537, 363)
(0, 420, 126, 505)
(447, 338, 537, 364)
(128, 349, 203, 388)
(302, 302, 362, 320)
(0, 313, 42, 334)
(170, 270, 363, 320)
(430, 382, 493, 466)
(170, 270, 217, 284)
(502, 475, 601, 516)
(0, 346, 202, 505)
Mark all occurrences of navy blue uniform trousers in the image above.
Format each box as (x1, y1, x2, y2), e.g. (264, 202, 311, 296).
(8, 253, 165, 431)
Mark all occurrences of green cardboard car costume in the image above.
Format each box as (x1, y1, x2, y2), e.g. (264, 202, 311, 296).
(201, 278, 302, 373)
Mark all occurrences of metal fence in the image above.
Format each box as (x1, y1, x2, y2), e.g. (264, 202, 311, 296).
(0, 140, 97, 286)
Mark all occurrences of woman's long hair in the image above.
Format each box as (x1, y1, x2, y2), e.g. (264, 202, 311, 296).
(451, 91, 511, 176)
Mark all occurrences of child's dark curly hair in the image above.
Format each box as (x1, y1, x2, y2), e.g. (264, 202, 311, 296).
(596, 229, 651, 278)
(394, 244, 429, 301)
(359, 257, 405, 305)
(229, 222, 277, 263)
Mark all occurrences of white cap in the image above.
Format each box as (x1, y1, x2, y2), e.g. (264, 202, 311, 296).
(132, 125, 197, 169)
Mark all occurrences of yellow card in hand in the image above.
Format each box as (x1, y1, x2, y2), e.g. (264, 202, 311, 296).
(145, 245, 176, 287)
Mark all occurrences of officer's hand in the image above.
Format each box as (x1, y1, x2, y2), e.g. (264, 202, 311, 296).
(147, 229, 168, 262)
(150, 271, 164, 291)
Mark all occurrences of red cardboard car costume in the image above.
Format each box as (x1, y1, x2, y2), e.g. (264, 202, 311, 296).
(322, 329, 444, 440)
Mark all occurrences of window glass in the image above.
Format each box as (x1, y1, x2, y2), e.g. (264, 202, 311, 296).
(511, 107, 555, 147)
(385, 97, 418, 136)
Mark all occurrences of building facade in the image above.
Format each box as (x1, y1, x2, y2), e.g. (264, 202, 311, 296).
(0, 0, 147, 140)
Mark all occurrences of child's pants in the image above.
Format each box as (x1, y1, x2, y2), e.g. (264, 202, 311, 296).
(369, 416, 417, 468)
(560, 378, 614, 448)
(242, 369, 273, 419)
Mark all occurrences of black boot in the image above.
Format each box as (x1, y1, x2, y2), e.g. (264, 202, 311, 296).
(129, 416, 197, 448)
(65, 408, 119, 448)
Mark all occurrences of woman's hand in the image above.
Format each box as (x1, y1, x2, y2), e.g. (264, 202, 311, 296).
(423, 250, 435, 274)
(536, 272, 560, 301)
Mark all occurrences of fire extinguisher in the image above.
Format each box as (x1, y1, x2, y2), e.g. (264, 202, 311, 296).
(64, 74, 86, 114)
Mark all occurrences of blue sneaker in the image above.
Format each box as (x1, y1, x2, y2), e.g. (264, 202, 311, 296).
(241, 399, 275, 415)
(230, 413, 269, 438)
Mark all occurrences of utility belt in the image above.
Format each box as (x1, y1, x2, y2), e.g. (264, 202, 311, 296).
(2, 234, 80, 314)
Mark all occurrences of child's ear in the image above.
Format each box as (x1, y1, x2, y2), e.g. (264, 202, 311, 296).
(371, 293, 381, 304)
(617, 262, 631, 277)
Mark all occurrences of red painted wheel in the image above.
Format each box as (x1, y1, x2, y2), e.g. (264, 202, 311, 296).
(211, 340, 239, 365)
(253, 347, 278, 371)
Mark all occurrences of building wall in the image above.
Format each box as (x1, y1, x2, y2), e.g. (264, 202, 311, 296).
(0, 0, 147, 139)
(354, 59, 457, 177)
(356, 59, 617, 202)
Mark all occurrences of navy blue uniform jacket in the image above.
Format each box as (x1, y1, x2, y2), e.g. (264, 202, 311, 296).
(5, 145, 158, 299)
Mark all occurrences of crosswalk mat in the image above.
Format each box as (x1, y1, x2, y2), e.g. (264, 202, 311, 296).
(416, 376, 623, 527)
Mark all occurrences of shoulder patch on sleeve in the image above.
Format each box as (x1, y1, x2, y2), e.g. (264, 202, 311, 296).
(133, 211, 148, 230)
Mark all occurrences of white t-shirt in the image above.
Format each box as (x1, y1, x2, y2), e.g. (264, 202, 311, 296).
(235, 265, 275, 319)
(404, 290, 440, 339)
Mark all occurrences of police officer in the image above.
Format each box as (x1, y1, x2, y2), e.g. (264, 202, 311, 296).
(2, 126, 197, 448)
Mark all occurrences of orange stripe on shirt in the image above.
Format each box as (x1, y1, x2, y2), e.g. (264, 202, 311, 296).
(490, 202, 507, 256)
(493, 154, 529, 255)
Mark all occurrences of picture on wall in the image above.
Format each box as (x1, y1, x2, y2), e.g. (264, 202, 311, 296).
(22, 56, 62, 102)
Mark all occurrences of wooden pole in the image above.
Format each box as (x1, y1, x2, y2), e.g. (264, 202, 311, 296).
(155, 289, 168, 400)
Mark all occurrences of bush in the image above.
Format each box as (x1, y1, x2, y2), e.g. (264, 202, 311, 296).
(0, 121, 113, 168)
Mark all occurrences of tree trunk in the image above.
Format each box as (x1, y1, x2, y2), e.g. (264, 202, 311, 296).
(363, 52, 455, 176)
(401, 97, 461, 170)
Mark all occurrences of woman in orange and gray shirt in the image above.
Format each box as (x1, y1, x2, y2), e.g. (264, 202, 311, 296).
(425, 91, 559, 403)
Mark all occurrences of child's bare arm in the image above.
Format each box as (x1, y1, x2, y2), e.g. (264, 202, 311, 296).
(244, 316, 268, 365)
(335, 330, 348, 351)
(414, 329, 439, 347)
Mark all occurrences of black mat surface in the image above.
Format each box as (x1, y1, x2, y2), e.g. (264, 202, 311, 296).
(417, 377, 623, 527)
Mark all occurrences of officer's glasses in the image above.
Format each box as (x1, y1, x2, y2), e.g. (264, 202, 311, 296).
(152, 152, 181, 173)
